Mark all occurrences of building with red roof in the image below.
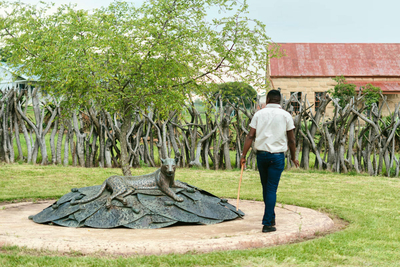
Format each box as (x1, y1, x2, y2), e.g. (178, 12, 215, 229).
(269, 43, 400, 115)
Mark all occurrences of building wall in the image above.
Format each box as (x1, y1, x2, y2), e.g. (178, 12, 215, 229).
(385, 94, 400, 115)
(0, 66, 15, 91)
(0, 66, 31, 92)
(271, 77, 400, 116)
(272, 77, 336, 115)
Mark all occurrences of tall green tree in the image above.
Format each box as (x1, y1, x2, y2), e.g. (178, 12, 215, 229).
(0, 0, 273, 175)
(215, 81, 257, 107)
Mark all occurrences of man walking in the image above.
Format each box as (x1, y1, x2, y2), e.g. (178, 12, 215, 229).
(240, 90, 299, 233)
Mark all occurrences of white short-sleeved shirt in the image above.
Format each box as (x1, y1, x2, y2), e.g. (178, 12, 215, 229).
(249, 104, 295, 153)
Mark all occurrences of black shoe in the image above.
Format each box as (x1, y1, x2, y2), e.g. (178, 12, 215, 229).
(262, 225, 276, 233)
(271, 219, 276, 226)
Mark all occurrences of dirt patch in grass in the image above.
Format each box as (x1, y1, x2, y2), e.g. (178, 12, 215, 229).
(0, 198, 56, 207)
(0, 200, 339, 258)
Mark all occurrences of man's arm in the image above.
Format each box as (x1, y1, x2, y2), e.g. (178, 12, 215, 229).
(240, 127, 256, 166)
(287, 129, 299, 167)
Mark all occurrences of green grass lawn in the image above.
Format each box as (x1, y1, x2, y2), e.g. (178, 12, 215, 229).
(1, 165, 400, 266)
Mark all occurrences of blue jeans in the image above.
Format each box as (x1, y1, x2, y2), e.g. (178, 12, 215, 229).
(256, 151, 285, 226)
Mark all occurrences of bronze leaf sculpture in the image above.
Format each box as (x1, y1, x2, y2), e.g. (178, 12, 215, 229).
(31, 157, 244, 229)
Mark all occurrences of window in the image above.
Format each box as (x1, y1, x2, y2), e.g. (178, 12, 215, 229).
(315, 92, 324, 111)
(290, 92, 302, 114)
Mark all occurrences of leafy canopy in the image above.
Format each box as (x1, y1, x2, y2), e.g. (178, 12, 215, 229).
(329, 76, 382, 110)
(0, 48, 11, 62)
(361, 83, 382, 109)
(215, 81, 256, 107)
(0, 0, 273, 115)
(329, 76, 356, 108)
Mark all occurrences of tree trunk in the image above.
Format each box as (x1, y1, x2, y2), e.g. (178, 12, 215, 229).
(99, 122, 105, 168)
(222, 122, 232, 170)
(119, 111, 132, 176)
(56, 122, 65, 165)
(14, 95, 31, 163)
(144, 121, 155, 167)
(31, 132, 38, 164)
(324, 124, 335, 171)
(13, 112, 23, 161)
(85, 125, 93, 167)
(63, 126, 70, 166)
(70, 125, 77, 167)
(73, 112, 86, 167)
(90, 131, 97, 167)
(347, 121, 355, 170)
(105, 138, 112, 168)
(150, 128, 155, 165)
(161, 122, 168, 159)
(50, 118, 58, 164)
(2, 110, 10, 163)
(189, 124, 218, 167)
(167, 123, 180, 161)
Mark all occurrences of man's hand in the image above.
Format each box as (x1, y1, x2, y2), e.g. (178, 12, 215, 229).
(240, 156, 246, 167)
(287, 129, 299, 168)
(240, 128, 256, 169)
(291, 158, 300, 168)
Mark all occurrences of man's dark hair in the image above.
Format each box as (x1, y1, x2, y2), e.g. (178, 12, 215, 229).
(267, 89, 281, 103)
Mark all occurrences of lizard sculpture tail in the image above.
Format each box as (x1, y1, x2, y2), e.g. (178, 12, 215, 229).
(70, 181, 107, 205)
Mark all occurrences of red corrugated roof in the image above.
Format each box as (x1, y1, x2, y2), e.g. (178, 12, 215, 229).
(347, 81, 400, 94)
(270, 43, 400, 77)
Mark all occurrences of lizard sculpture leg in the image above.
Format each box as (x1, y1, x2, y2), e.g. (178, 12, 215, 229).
(113, 188, 135, 206)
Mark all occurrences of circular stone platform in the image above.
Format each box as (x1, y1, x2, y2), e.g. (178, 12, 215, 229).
(0, 200, 334, 255)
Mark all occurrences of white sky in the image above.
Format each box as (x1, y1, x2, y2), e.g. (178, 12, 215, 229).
(2, 0, 399, 43)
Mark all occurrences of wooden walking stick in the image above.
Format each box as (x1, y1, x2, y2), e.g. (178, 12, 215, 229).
(236, 163, 245, 211)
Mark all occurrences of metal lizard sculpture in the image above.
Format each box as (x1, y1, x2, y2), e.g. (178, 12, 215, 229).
(70, 158, 190, 208)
